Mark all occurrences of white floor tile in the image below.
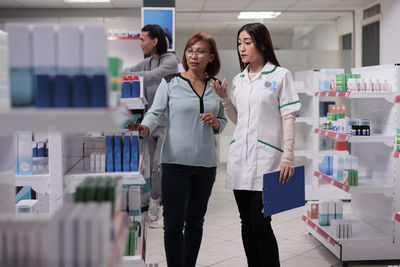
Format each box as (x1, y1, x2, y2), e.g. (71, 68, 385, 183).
(281, 255, 334, 267)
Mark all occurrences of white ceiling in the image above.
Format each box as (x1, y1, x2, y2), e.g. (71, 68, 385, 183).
(0, 0, 375, 35)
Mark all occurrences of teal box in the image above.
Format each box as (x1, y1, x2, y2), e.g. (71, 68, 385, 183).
(328, 214, 335, 225)
(319, 214, 329, 226)
(10, 68, 34, 106)
(335, 214, 343, 220)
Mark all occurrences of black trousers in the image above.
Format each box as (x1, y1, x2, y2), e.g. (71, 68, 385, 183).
(233, 190, 280, 267)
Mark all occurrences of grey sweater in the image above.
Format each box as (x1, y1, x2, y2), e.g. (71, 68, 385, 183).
(128, 53, 179, 110)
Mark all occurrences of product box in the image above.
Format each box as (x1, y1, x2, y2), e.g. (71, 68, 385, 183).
(105, 135, 114, 172)
(307, 201, 319, 219)
(90, 74, 107, 107)
(123, 134, 131, 172)
(128, 186, 141, 216)
(72, 75, 89, 107)
(333, 155, 344, 182)
(58, 25, 81, 71)
(114, 135, 122, 172)
(5, 24, 32, 68)
(131, 133, 139, 172)
(132, 80, 140, 98)
(17, 131, 33, 175)
(32, 25, 56, 70)
(121, 188, 128, 212)
(15, 199, 39, 213)
(54, 75, 71, 107)
(328, 200, 335, 225)
(82, 26, 107, 69)
(100, 153, 106, 172)
(35, 74, 52, 107)
(122, 81, 132, 98)
(318, 200, 329, 226)
(319, 69, 344, 92)
(335, 200, 343, 220)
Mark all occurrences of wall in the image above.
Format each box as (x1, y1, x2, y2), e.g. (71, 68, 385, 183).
(292, 22, 338, 50)
(380, 0, 400, 64)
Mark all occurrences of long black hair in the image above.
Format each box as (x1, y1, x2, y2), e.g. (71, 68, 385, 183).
(141, 24, 168, 56)
(237, 23, 280, 71)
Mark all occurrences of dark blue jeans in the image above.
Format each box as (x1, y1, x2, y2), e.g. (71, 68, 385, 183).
(161, 163, 216, 267)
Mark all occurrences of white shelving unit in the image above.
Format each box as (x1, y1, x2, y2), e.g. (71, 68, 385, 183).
(303, 64, 400, 261)
(295, 70, 350, 200)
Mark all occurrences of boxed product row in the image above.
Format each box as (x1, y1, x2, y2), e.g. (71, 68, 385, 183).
(75, 177, 121, 215)
(106, 133, 140, 173)
(121, 75, 142, 98)
(16, 131, 49, 175)
(319, 69, 392, 93)
(307, 200, 344, 226)
(330, 219, 353, 239)
(319, 151, 359, 184)
(35, 74, 107, 108)
(5, 23, 107, 107)
(0, 203, 112, 267)
(321, 117, 372, 136)
(121, 186, 141, 216)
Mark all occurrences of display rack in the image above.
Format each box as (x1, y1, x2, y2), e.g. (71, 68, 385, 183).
(303, 64, 400, 261)
(295, 70, 350, 200)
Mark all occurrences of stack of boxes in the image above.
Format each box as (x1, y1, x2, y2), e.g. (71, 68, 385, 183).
(336, 74, 361, 91)
(121, 75, 141, 98)
(105, 132, 139, 173)
(6, 23, 108, 108)
(319, 69, 344, 91)
(318, 200, 343, 226)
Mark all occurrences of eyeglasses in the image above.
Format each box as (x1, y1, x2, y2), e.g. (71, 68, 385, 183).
(185, 49, 210, 57)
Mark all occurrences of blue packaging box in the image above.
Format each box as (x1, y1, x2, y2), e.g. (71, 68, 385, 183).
(319, 214, 329, 226)
(90, 74, 107, 107)
(114, 135, 122, 172)
(106, 135, 114, 172)
(123, 135, 131, 172)
(132, 81, 140, 98)
(10, 68, 34, 107)
(54, 75, 71, 107)
(35, 74, 52, 108)
(131, 134, 139, 172)
(72, 75, 89, 107)
(37, 142, 45, 157)
(122, 81, 132, 98)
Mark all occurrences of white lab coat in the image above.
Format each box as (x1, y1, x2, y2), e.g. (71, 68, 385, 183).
(226, 62, 301, 191)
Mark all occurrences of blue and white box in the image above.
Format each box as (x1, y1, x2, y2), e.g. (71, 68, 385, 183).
(318, 200, 329, 226)
(105, 135, 114, 172)
(58, 25, 81, 74)
(328, 200, 336, 225)
(72, 75, 89, 107)
(32, 25, 56, 75)
(131, 132, 139, 172)
(335, 200, 343, 220)
(17, 131, 33, 175)
(54, 75, 70, 107)
(114, 135, 122, 172)
(123, 134, 131, 172)
(35, 74, 52, 107)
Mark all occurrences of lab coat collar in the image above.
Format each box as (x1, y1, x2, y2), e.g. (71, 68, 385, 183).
(240, 62, 277, 82)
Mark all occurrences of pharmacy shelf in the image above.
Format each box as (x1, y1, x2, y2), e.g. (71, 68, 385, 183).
(0, 107, 132, 136)
(15, 174, 50, 193)
(303, 214, 392, 246)
(314, 128, 394, 146)
(64, 154, 145, 193)
(294, 149, 313, 159)
(314, 171, 393, 195)
(315, 91, 396, 103)
(120, 97, 147, 110)
(296, 117, 313, 126)
(121, 256, 146, 267)
(395, 212, 400, 223)
(108, 212, 132, 267)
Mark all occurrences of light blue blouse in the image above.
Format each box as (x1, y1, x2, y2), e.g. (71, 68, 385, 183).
(141, 73, 227, 167)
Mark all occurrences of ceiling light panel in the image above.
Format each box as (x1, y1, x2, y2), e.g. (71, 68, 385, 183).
(238, 11, 282, 19)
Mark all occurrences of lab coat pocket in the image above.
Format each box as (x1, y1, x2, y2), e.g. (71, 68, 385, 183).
(256, 139, 282, 174)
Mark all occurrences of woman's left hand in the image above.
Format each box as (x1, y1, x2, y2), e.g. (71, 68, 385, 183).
(279, 161, 295, 184)
(200, 113, 220, 130)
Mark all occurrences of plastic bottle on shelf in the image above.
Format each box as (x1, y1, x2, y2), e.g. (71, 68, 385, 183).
(372, 79, 380, 92)
(380, 79, 388, 92)
(358, 78, 366, 92)
(365, 78, 372, 92)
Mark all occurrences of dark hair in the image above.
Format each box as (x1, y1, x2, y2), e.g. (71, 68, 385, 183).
(237, 23, 280, 71)
(141, 24, 168, 55)
(182, 32, 221, 77)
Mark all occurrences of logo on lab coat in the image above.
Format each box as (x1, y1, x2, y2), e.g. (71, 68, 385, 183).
(265, 81, 278, 92)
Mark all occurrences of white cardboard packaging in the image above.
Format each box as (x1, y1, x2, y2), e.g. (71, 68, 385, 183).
(32, 25, 57, 68)
(5, 24, 32, 68)
(58, 25, 81, 69)
(82, 26, 107, 69)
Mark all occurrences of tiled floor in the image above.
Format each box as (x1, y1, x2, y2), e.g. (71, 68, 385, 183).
(145, 166, 399, 267)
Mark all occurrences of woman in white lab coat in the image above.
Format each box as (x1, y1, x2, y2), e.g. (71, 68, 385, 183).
(212, 23, 301, 267)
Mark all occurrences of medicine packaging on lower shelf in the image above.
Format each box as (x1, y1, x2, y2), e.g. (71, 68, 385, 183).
(121, 186, 142, 216)
(330, 219, 353, 239)
(125, 221, 141, 256)
(121, 75, 141, 98)
(318, 199, 343, 226)
(0, 202, 112, 267)
(318, 151, 358, 184)
(106, 132, 139, 173)
(321, 116, 372, 136)
(16, 131, 49, 175)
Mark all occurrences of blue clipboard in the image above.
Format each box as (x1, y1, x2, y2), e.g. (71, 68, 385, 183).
(263, 165, 305, 217)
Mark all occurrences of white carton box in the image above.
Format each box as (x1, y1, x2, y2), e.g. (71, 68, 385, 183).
(82, 26, 107, 69)
(58, 25, 81, 68)
(32, 25, 56, 68)
(5, 24, 32, 68)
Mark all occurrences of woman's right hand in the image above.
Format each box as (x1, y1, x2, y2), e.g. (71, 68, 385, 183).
(125, 122, 150, 136)
(211, 78, 229, 98)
